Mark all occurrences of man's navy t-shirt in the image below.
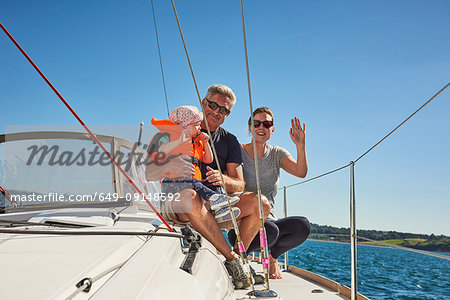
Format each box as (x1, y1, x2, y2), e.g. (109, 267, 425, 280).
(200, 127, 242, 190)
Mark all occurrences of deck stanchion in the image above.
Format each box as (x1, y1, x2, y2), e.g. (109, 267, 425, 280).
(283, 186, 288, 270)
(350, 161, 357, 300)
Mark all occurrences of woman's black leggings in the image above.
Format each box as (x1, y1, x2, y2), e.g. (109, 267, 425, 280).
(227, 216, 311, 259)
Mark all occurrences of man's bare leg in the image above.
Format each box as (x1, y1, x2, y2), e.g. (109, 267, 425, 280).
(173, 189, 237, 261)
(234, 192, 271, 251)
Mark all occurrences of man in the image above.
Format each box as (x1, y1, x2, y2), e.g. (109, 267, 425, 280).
(146, 84, 270, 289)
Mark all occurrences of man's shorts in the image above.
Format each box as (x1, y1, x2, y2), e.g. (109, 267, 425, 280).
(160, 192, 242, 230)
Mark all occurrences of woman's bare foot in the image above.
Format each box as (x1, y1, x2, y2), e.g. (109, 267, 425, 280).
(269, 253, 283, 279)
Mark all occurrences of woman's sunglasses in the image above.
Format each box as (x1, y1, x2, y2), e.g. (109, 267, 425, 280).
(253, 120, 273, 129)
(205, 98, 230, 116)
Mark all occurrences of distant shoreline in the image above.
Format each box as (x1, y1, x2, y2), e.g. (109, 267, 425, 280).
(309, 223, 449, 254)
(307, 238, 450, 254)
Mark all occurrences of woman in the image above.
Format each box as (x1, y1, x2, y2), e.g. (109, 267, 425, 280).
(228, 107, 310, 279)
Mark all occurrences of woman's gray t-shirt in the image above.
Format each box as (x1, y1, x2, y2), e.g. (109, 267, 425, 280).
(241, 144, 290, 220)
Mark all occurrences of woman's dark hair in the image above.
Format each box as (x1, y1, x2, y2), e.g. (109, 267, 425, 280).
(248, 107, 274, 126)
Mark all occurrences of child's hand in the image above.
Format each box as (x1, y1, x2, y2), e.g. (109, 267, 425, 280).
(199, 132, 210, 142)
(179, 129, 191, 143)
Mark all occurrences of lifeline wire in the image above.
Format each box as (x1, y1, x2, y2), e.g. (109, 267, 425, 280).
(150, 0, 171, 118)
(281, 163, 350, 190)
(168, 0, 253, 288)
(240, 0, 272, 292)
(280, 81, 449, 190)
(0, 20, 174, 232)
(354, 82, 449, 163)
(66, 262, 126, 300)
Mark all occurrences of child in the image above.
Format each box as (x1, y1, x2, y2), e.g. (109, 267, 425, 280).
(149, 105, 240, 222)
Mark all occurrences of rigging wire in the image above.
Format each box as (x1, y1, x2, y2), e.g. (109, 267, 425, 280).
(281, 163, 350, 190)
(169, 0, 202, 101)
(168, 0, 240, 230)
(150, 0, 171, 118)
(280, 82, 449, 190)
(354, 82, 449, 163)
(66, 262, 126, 300)
(167, 0, 234, 213)
(239, 0, 272, 292)
(168, 0, 253, 288)
(0, 20, 175, 233)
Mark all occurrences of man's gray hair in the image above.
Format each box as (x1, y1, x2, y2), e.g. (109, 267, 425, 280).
(205, 84, 236, 108)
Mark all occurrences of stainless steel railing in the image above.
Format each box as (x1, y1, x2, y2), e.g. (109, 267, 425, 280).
(278, 83, 448, 299)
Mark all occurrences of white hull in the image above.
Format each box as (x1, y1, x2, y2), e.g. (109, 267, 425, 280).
(1, 207, 367, 300)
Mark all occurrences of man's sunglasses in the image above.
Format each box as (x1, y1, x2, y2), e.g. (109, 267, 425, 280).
(205, 98, 230, 116)
(253, 120, 273, 129)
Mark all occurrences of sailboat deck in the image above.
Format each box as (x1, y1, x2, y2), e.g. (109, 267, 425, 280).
(232, 260, 364, 300)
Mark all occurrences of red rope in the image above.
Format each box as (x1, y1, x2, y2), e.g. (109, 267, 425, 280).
(0, 184, 11, 198)
(0, 21, 174, 232)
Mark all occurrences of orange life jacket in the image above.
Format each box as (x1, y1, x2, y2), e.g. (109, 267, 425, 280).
(148, 118, 204, 180)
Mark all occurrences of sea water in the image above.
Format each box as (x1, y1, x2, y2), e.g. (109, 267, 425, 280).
(285, 240, 450, 299)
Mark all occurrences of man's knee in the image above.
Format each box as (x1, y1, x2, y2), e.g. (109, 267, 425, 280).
(174, 189, 202, 214)
(247, 193, 270, 218)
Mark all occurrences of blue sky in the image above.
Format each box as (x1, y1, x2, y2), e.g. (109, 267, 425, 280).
(1, 0, 449, 235)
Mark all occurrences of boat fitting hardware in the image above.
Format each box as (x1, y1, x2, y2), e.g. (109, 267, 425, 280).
(179, 245, 199, 274)
(180, 225, 202, 274)
(76, 277, 93, 293)
(179, 236, 201, 274)
(181, 225, 201, 248)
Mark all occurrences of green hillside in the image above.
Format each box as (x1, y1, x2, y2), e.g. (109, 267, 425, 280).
(309, 223, 450, 253)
